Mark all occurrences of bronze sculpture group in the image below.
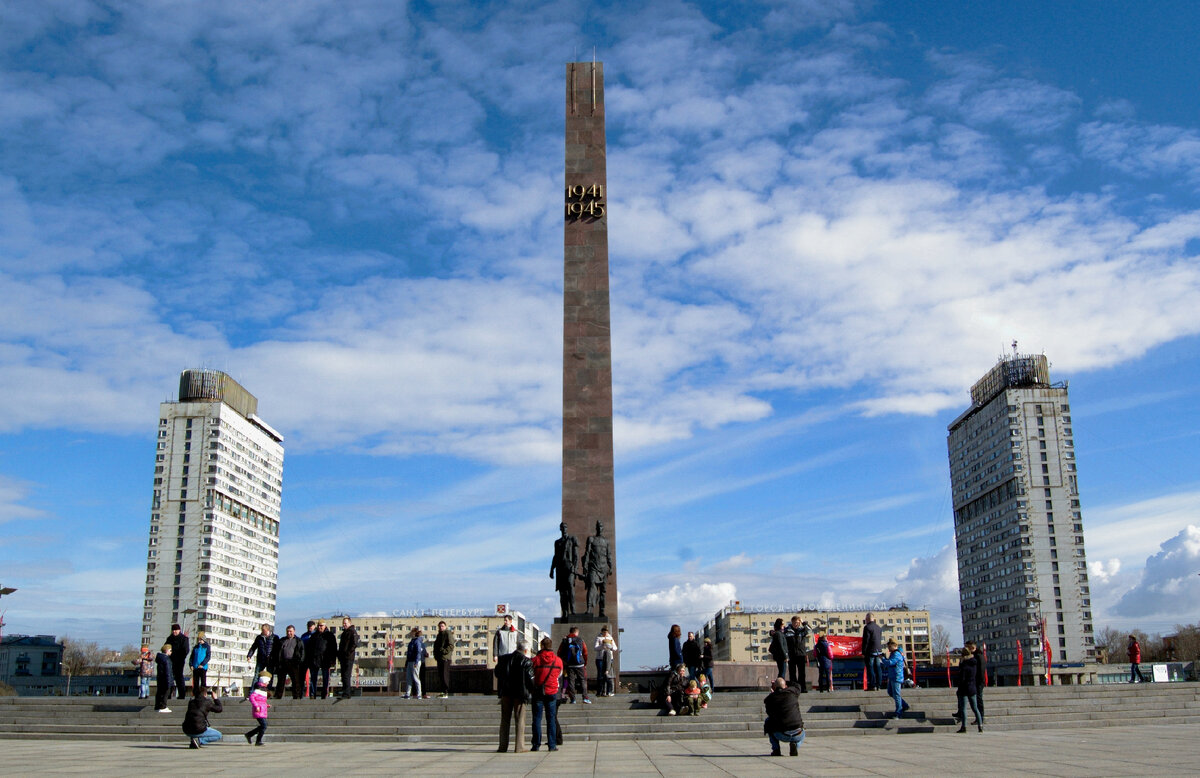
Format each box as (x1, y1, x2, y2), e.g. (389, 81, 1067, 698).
(550, 521, 612, 618)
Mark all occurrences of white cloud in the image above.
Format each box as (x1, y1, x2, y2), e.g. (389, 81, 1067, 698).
(1114, 526, 1200, 618)
(881, 544, 962, 636)
(623, 581, 738, 619)
(0, 474, 46, 524)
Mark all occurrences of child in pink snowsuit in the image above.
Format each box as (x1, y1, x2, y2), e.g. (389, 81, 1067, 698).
(246, 673, 272, 745)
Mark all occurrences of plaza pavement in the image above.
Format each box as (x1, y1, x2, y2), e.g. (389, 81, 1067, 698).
(3, 723, 1198, 776)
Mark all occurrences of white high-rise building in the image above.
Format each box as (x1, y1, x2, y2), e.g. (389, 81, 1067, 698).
(141, 370, 284, 685)
(947, 353, 1095, 683)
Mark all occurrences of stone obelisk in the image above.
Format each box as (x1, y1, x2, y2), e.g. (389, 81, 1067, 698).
(556, 61, 618, 680)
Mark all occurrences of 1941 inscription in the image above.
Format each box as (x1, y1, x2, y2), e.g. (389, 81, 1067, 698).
(565, 183, 605, 220)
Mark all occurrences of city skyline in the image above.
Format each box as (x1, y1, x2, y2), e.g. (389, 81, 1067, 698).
(1, 2, 1199, 670)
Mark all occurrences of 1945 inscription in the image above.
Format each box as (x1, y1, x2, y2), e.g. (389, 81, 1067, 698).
(565, 184, 605, 220)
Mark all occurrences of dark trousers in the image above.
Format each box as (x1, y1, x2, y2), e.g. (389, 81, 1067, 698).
(339, 657, 354, 697)
(276, 660, 304, 699)
(957, 691, 981, 724)
(774, 658, 788, 680)
(191, 669, 207, 697)
(788, 655, 807, 691)
(310, 665, 331, 698)
(246, 717, 268, 744)
(563, 665, 588, 700)
(531, 695, 557, 750)
(975, 689, 985, 721)
(171, 662, 187, 699)
(437, 658, 451, 694)
(155, 681, 172, 710)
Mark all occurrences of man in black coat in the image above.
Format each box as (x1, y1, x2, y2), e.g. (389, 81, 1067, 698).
(306, 620, 338, 699)
(271, 624, 306, 699)
(165, 624, 190, 700)
(784, 617, 811, 691)
(763, 677, 806, 756)
(861, 613, 884, 691)
(681, 631, 703, 680)
(182, 689, 224, 748)
(337, 617, 359, 699)
(495, 641, 536, 752)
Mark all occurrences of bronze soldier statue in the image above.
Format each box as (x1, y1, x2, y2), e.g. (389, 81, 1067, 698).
(550, 522, 579, 617)
(583, 520, 613, 617)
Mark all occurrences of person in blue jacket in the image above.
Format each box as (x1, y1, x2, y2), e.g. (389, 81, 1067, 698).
(884, 638, 910, 718)
(189, 632, 211, 697)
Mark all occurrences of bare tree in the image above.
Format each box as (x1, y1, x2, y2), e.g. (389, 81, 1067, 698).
(1094, 626, 1125, 664)
(59, 636, 105, 676)
(931, 625, 951, 664)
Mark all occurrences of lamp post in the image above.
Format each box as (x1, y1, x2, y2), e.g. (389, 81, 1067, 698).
(0, 586, 15, 643)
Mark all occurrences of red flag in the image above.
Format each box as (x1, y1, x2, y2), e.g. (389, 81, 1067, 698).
(981, 643, 988, 687)
(945, 650, 952, 686)
(1016, 640, 1023, 686)
(1044, 636, 1053, 685)
(911, 652, 916, 686)
(862, 666, 867, 690)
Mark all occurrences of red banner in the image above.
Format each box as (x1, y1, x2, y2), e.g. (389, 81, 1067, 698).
(823, 635, 864, 657)
(946, 650, 952, 686)
(1016, 640, 1023, 686)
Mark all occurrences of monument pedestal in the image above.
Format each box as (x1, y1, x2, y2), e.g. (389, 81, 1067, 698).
(551, 615, 618, 694)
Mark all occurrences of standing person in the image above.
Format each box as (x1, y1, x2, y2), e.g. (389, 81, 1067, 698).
(660, 664, 689, 716)
(861, 613, 884, 691)
(558, 626, 591, 704)
(884, 638, 910, 718)
(768, 619, 789, 681)
(667, 624, 683, 669)
(403, 627, 427, 699)
(165, 623, 189, 700)
(594, 626, 618, 697)
(784, 617, 810, 692)
(245, 673, 271, 745)
(1128, 635, 1148, 683)
(246, 624, 277, 692)
(531, 636, 563, 752)
(763, 678, 806, 757)
(272, 625, 305, 699)
(134, 647, 154, 699)
(701, 638, 715, 690)
(433, 621, 456, 698)
(154, 643, 174, 712)
(189, 632, 211, 697)
(495, 641, 534, 753)
(956, 647, 983, 732)
(337, 617, 359, 699)
(299, 620, 316, 697)
(493, 613, 519, 663)
(814, 633, 834, 692)
(682, 631, 703, 681)
(965, 640, 985, 724)
(182, 688, 224, 749)
(307, 620, 337, 699)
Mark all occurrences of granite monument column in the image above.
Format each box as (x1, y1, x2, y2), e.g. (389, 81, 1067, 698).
(556, 60, 618, 683)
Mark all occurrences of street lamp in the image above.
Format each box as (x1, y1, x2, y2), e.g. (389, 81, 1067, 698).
(0, 586, 16, 642)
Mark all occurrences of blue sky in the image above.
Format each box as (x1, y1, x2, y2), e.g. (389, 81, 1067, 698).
(2, 0, 1199, 670)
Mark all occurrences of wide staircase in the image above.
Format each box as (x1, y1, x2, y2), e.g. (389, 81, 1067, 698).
(1, 684, 1198, 743)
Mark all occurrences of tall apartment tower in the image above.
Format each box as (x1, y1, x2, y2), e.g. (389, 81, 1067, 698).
(947, 353, 1095, 683)
(141, 370, 284, 685)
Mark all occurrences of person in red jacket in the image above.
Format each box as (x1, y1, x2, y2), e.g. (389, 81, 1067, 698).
(1128, 635, 1148, 683)
(531, 637, 563, 751)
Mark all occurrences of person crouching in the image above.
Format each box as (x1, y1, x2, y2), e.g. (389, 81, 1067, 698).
(763, 677, 806, 757)
(182, 688, 224, 748)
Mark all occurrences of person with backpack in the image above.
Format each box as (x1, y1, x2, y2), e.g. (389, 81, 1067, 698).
(531, 636, 563, 751)
(557, 626, 591, 704)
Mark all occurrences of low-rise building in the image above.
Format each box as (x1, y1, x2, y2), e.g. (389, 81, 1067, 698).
(702, 604, 932, 665)
(321, 609, 548, 671)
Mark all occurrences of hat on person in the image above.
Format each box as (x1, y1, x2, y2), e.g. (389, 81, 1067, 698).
(886, 638, 898, 649)
(196, 631, 206, 640)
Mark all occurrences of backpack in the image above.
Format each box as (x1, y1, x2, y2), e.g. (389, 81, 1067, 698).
(566, 638, 584, 666)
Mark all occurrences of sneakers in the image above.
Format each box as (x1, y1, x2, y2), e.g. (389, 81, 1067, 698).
(439, 693, 449, 699)
(402, 694, 410, 699)
(667, 709, 676, 716)
(582, 698, 592, 704)
(158, 708, 172, 714)
(189, 738, 199, 749)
